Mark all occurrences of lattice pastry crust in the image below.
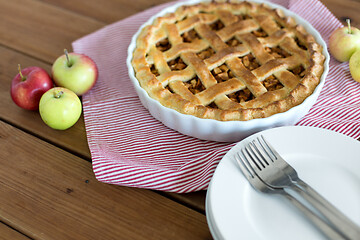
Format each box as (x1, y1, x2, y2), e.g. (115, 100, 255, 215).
(131, 1, 325, 121)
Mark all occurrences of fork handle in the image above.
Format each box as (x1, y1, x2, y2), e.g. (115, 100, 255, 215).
(282, 191, 347, 240)
(292, 179, 360, 240)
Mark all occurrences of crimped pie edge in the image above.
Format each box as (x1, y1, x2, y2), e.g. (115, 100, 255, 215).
(127, 0, 329, 141)
(131, 1, 325, 121)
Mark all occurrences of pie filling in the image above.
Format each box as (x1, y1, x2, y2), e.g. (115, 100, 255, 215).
(156, 38, 171, 52)
(197, 47, 216, 60)
(150, 64, 159, 76)
(151, 43, 296, 105)
(184, 77, 206, 94)
(134, 1, 325, 121)
(209, 20, 225, 31)
(226, 37, 241, 47)
(150, 18, 310, 107)
(168, 57, 187, 71)
(182, 29, 200, 43)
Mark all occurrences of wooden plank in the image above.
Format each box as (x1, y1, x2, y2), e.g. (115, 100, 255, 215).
(321, 0, 360, 27)
(0, 0, 357, 238)
(0, 223, 30, 240)
(159, 191, 207, 214)
(0, 0, 358, 64)
(39, 0, 171, 24)
(0, 0, 104, 63)
(3, 0, 357, 217)
(0, 46, 90, 159)
(17, 0, 360, 29)
(0, 121, 211, 240)
(0, 46, 207, 212)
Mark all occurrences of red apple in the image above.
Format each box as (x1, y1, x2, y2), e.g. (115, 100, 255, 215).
(52, 49, 98, 96)
(329, 19, 360, 62)
(10, 65, 53, 110)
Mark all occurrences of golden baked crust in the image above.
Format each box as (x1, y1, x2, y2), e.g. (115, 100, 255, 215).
(131, 1, 325, 121)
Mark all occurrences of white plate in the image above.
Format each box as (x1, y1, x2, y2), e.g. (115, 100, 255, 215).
(127, 0, 330, 142)
(206, 126, 360, 240)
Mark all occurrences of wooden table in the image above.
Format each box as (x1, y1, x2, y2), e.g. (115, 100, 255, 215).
(0, 0, 358, 239)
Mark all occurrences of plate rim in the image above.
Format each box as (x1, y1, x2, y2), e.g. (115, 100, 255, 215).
(206, 126, 360, 239)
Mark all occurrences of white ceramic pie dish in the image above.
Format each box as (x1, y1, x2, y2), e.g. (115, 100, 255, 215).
(127, 0, 330, 142)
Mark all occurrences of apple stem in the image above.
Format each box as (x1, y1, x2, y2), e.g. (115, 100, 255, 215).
(64, 49, 72, 67)
(54, 90, 64, 99)
(17, 64, 26, 81)
(347, 19, 352, 34)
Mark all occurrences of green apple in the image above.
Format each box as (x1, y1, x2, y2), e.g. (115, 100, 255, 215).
(52, 49, 98, 96)
(329, 19, 360, 62)
(39, 87, 82, 130)
(349, 49, 360, 83)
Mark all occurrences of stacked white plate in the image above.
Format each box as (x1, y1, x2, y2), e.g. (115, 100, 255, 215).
(206, 126, 360, 239)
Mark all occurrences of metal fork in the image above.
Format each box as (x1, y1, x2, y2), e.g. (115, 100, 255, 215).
(244, 135, 360, 240)
(235, 151, 346, 240)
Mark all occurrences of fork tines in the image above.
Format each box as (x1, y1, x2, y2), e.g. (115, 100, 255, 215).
(236, 150, 255, 179)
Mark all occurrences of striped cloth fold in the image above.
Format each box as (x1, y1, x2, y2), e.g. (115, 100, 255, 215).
(72, 0, 360, 193)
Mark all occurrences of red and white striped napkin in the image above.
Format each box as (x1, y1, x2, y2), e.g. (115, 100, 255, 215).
(72, 0, 360, 193)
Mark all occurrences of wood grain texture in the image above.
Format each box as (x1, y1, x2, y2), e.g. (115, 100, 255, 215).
(0, 45, 207, 212)
(0, 0, 359, 236)
(322, 0, 360, 27)
(0, 0, 357, 66)
(0, 46, 90, 159)
(1, 0, 359, 218)
(0, 223, 30, 240)
(39, 0, 171, 24)
(0, 121, 211, 240)
(159, 191, 207, 214)
(0, 0, 104, 63)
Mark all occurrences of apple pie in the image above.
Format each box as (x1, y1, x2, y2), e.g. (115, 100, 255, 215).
(131, 1, 325, 121)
